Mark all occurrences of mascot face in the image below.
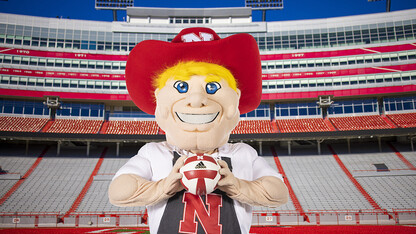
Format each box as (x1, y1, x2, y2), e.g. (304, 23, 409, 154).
(155, 75, 240, 152)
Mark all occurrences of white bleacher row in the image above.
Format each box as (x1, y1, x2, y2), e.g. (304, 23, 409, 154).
(0, 157, 98, 213)
(255, 155, 296, 211)
(77, 181, 144, 213)
(0, 146, 101, 213)
(332, 142, 416, 210)
(402, 151, 416, 168)
(0, 144, 46, 198)
(0, 181, 15, 199)
(391, 143, 416, 168)
(332, 142, 413, 172)
(0, 157, 36, 198)
(357, 176, 416, 210)
(77, 150, 143, 213)
(275, 148, 374, 211)
(0, 142, 414, 215)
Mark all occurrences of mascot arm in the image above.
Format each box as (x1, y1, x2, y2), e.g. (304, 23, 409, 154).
(217, 160, 288, 207)
(108, 156, 186, 207)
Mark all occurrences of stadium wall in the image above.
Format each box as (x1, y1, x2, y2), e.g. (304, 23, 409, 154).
(0, 8, 415, 143)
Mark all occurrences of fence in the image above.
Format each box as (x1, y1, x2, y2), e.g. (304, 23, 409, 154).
(1, 210, 415, 228)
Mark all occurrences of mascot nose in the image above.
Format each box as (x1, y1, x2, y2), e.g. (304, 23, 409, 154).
(186, 90, 208, 108)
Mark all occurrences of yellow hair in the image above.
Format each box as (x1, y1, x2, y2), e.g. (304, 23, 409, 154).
(153, 61, 238, 92)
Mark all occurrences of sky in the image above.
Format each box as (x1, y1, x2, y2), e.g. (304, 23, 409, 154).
(0, 0, 416, 22)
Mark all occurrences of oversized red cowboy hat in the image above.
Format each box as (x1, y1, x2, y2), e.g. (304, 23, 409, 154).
(125, 27, 262, 115)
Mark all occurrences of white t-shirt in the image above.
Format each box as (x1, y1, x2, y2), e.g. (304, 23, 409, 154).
(113, 141, 283, 234)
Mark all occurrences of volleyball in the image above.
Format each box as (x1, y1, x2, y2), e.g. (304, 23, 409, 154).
(179, 154, 221, 195)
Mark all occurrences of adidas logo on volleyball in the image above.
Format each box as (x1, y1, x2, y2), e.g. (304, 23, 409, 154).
(195, 161, 207, 169)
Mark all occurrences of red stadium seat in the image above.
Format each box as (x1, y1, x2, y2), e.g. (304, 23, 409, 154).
(104, 120, 159, 135)
(275, 118, 332, 133)
(231, 120, 275, 134)
(0, 116, 49, 132)
(329, 115, 392, 131)
(386, 112, 416, 128)
(46, 119, 103, 134)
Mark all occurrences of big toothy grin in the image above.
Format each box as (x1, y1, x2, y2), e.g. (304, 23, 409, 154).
(175, 112, 219, 124)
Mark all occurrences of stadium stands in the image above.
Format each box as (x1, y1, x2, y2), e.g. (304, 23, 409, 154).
(0, 146, 100, 213)
(275, 147, 374, 211)
(78, 156, 144, 213)
(334, 145, 414, 172)
(0, 116, 48, 132)
(276, 118, 332, 133)
(329, 115, 393, 131)
(329, 142, 416, 211)
(0, 141, 414, 227)
(0, 113, 415, 135)
(258, 149, 296, 212)
(46, 119, 103, 134)
(104, 120, 159, 135)
(1, 5, 416, 228)
(0, 148, 38, 198)
(393, 143, 416, 167)
(358, 176, 416, 210)
(231, 120, 275, 134)
(387, 112, 416, 128)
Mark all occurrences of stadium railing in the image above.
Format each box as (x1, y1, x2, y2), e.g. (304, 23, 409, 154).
(2, 209, 415, 228)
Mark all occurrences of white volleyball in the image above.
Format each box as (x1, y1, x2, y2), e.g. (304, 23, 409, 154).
(179, 155, 221, 195)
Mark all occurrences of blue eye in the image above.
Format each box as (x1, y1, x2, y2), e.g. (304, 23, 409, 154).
(206, 82, 221, 94)
(173, 81, 189, 93)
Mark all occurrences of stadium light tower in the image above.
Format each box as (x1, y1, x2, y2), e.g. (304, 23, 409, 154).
(245, 0, 283, 22)
(368, 0, 391, 12)
(95, 0, 134, 21)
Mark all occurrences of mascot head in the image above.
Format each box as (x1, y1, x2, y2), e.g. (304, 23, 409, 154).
(125, 27, 262, 152)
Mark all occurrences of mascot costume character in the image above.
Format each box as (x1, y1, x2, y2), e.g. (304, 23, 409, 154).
(109, 27, 288, 234)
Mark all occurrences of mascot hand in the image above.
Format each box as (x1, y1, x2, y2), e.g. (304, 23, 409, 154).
(216, 159, 240, 196)
(108, 155, 186, 207)
(162, 155, 186, 196)
(217, 159, 289, 207)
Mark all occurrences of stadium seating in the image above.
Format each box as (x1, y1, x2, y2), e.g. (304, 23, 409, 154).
(46, 119, 103, 134)
(386, 112, 416, 128)
(104, 120, 159, 135)
(276, 118, 333, 133)
(331, 142, 416, 210)
(78, 157, 144, 213)
(1, 141, 414, 218)
(231, 120, 276, 134)
(329, 115, 392, 131)
(0, 146, 39, 198)
(0, 116, 48, 132)
(277, 151, 374, 211)
(255, 154, 297, 212)
(357, 176, 416, 210)
(0, 149, 99, 213)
